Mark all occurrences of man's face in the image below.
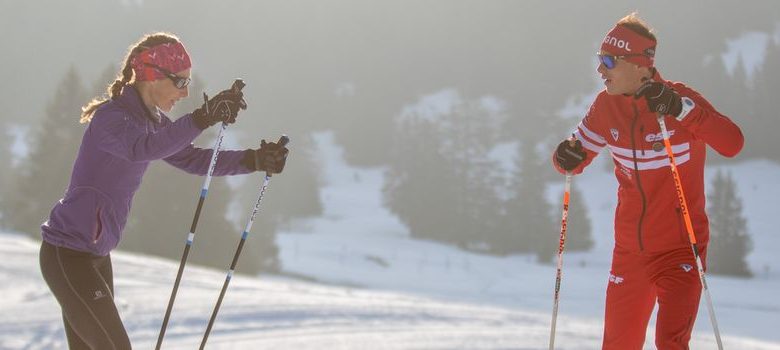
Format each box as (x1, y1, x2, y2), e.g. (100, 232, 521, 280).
(597, 50, 650, 95)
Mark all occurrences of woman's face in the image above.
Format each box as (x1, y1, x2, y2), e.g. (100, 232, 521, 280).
(148, 68, 191, 112)
(597, 51, 649, 96)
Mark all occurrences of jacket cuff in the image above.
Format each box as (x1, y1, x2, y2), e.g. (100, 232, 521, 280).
(190, 110, 210, 130)
(240, 149, 257, 171)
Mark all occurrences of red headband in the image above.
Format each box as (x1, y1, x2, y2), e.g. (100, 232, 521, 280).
(130, 42, 192, 81)
(601, 25, 656, 67)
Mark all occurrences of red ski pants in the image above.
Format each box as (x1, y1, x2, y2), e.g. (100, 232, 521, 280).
(602, 246, 706, 350)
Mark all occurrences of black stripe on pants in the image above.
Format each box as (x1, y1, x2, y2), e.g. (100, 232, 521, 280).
(40, 241, 131, 349)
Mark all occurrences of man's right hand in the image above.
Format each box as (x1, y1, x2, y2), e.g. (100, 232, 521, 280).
(555, 138, 586, 171)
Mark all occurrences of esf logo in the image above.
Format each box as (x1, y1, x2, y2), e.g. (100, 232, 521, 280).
(645, 129, 675, 142)
(604, 36, 632, 52)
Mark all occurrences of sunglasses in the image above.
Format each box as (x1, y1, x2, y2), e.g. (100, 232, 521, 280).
(143, 63, 191, 89)
(597, 53, 645, 69)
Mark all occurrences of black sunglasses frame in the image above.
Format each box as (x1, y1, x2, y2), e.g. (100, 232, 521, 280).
(143, 63, 191, 89)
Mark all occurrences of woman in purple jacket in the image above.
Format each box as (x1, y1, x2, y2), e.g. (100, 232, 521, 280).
(39, 32, 287, 349)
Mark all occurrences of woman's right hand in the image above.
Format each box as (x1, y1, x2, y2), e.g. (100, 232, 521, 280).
(192, 82, 247, 129)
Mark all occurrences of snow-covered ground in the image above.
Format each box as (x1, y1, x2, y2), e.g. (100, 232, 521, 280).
(1, 131, 778, 349)
(277, 131, 780, 348)
(0, 233, 572, 349)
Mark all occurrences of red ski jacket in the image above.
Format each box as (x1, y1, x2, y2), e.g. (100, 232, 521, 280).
(554, 71, 743, 253)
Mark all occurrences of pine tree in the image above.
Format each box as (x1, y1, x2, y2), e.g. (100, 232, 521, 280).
(503, 141, 557, 261)
(1, 66, 88, 236)
(697, 55, 734, 115)
(384, 92, 504, 251)
(441, 103, 504, 250)
(751, 40, 780, 162)
(707, 170, 752, 277)
(385, 118, 458, 243)
(0, 124, 11, 221)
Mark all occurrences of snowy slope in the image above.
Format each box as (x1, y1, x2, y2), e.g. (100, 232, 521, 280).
(2, 132, 778, 349)
(0, 232, 592, 349)
(2, 231, 777, 349)
(276, 131, 780, 348)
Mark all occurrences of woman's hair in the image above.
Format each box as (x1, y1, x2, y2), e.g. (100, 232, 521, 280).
(616, 12, 656, 42)
(80, 32, 182, 123)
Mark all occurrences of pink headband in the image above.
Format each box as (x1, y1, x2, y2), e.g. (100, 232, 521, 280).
(130, 42, 192, 81)
(601, 25, 656, 67)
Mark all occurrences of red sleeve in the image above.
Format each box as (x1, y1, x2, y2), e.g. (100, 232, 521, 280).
(552, 94, 607, 175)
(673, 83, 744, 158)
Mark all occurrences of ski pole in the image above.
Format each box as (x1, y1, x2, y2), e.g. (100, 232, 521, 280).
(200, 135, 289, 349)
(549, 171, 572, 350)
(656, 112, 723, 350)
(156, 79, 246, 349)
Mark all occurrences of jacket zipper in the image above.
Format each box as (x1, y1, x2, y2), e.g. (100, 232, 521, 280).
(630, 103, 647, 251)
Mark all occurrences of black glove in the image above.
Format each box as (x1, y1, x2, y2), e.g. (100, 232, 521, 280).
(192, 83, 247, 129)
(555, 139, 586, 171)
(634, 81, 682, 117)
(241, 138, 289, 174)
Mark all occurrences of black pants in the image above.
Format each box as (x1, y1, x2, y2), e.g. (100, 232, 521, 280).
(40, 241, 131, 349)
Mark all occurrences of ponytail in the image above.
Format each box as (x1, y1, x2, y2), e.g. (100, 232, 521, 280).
(79, 32, 182, 123)
(80, 56, 133, 123)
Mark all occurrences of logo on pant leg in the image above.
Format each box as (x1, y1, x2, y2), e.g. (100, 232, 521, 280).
(609, 273, 624, 285)
(679, 264, 693, 273)
(93, 290, 107, 300)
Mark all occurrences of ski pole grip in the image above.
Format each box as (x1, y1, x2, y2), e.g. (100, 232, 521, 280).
(231, 79, 246, 92)
(277, 135, 290, 147)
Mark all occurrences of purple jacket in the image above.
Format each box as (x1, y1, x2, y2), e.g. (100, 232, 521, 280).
(42, 86, 253, 255)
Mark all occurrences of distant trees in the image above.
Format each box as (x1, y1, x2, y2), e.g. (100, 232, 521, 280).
(695, 38, 780, 163)
(1, 66, 87, 235)
(384, 92, 505, 251)
(501, 141, 557, 261)
(707, 170, 752, 277)
(749, 39, 780, 163)
(0, 125, 11, 219)
(500, 139, 592, 262)
(384, 91, 592, 259)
